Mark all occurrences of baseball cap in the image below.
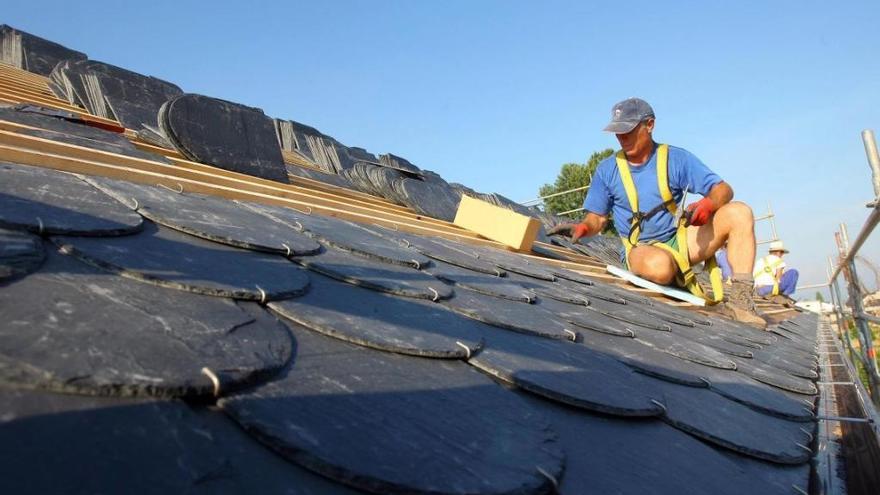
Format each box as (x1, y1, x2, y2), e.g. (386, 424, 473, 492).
(603, 97, 655, 133)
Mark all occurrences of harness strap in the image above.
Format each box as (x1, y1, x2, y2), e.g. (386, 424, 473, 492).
(616, 144, 723, 304)
(754, 257, 784, 295)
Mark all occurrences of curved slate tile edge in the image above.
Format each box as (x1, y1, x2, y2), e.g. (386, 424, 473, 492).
(441, 303, 575, 341)
(267, 303, 478, 360)
(137, 208, 322, 257)
(291, 256, 451, 301)
(219, 410, 556, 495)
(466, 358, 664, 418)
(52, 240, 310, 302)
(658, 415, 812, 466)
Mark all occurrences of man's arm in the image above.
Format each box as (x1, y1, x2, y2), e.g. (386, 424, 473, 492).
(547, 211, 608, 243)
(686, 181, 733, 226)
(706, 181, 733, 209)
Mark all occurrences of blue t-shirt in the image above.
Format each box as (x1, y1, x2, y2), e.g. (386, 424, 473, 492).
(582, 144, 722, 242)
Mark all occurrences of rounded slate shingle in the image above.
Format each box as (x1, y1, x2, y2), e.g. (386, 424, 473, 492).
(291, 245, 451, 301)
(0, 163, 143, 236)
(85, 177, 321, 256)
(219, 322, 564, 495)
(425, 260, 534, 303)
(52, 221, 310, 302)
(470, 326, 665, 417)
(0, 248, 292, 398)
(240, 201, 431, 269)
(269, 272, 481, 358)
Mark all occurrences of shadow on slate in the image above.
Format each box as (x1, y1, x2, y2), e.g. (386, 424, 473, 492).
(291, 244, 451, 301)
(85, 177, 321, 256)
(0, 387, 240, 494)
(645, 375, 814, 465)
(218, 322, 564, 495)
(0, 228, 44, 282)
(0, 25, 87, 76)
(0, 105, 169, 162)
(425, 259, 535, 302)
(48, 59, 182, 142)
(517, 394, 810, 495)
(0, 247, 292, 398)
(51, 220, 310, 301)
(470, 326, 664, 417)
(189, 406, 366, 495)
(159, 94, 289, 183)
(268, 272, 482, 358)
(240, 201, 431, 268)
(0, 163, 143, 236)
(441, 288, 577, 341)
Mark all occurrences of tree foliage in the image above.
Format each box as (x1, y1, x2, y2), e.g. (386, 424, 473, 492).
(815, 292, 824, 303)
(539, 149, 615, 232)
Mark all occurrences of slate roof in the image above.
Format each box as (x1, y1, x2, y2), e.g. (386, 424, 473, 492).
(0, 24, 820, 495)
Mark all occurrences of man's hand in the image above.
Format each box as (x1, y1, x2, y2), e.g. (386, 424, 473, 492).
(685, 197, 716, 226)
(547, 222, 592, 243)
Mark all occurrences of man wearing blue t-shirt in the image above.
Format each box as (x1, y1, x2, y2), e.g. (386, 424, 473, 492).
(549, 98, 764, 327)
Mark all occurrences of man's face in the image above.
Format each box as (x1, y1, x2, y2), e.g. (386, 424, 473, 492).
(771, 250, 785, 257)
(616, 118, 655, 158)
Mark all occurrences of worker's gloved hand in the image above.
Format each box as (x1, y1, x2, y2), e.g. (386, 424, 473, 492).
(685, 197, 716, 226)
(547, 222, 591, 243)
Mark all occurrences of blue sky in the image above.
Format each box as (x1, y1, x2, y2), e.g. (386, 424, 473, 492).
(5, 1, 879, 297)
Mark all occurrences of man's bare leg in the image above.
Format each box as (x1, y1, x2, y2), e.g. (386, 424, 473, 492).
(686, 201, 764, 327)
(628, 245, 677, 284)
(686, 201, 756, 271)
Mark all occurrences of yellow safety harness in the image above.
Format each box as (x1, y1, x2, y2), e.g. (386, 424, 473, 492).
(753, 257, 784, 296)
(616, 144, 724, 304)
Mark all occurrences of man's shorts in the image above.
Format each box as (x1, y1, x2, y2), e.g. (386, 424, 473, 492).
(622, 235, 679, 270)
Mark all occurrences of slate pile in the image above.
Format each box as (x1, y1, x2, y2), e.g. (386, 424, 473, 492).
(160, 94, 290, 183)
(274, 118, 376, 174)
(0, 25, 822, 494)
(48, 59, 182, 146)
(0, 24, 86, 76)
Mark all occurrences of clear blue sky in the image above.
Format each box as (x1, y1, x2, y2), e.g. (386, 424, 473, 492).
(6, 1, 880, 297)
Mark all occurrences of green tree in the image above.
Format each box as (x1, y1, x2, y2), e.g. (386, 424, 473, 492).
(815, 292, 824, 303)
(539, 148, 616, 233)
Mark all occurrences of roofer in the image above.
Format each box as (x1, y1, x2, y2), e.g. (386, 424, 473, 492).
(753, 240, 798, 304)
(549, 97, 766, 328)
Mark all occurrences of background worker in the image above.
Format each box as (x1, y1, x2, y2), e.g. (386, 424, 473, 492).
(753, 240, 799, 302)
(550, 97, 765, 327)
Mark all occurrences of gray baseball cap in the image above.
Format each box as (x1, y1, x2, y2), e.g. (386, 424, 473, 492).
(603, 97, 655, 133)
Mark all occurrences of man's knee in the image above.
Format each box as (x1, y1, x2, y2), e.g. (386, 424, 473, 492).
(716, 201, 754, 226)
(630, 248, 676, 284)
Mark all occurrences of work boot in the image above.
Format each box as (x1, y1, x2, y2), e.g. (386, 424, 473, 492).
(765, 294, 795, 308)
(711, 275, 767, 329)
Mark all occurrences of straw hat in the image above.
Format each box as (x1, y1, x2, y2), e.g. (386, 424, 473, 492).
(768, 240, 790, 254)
